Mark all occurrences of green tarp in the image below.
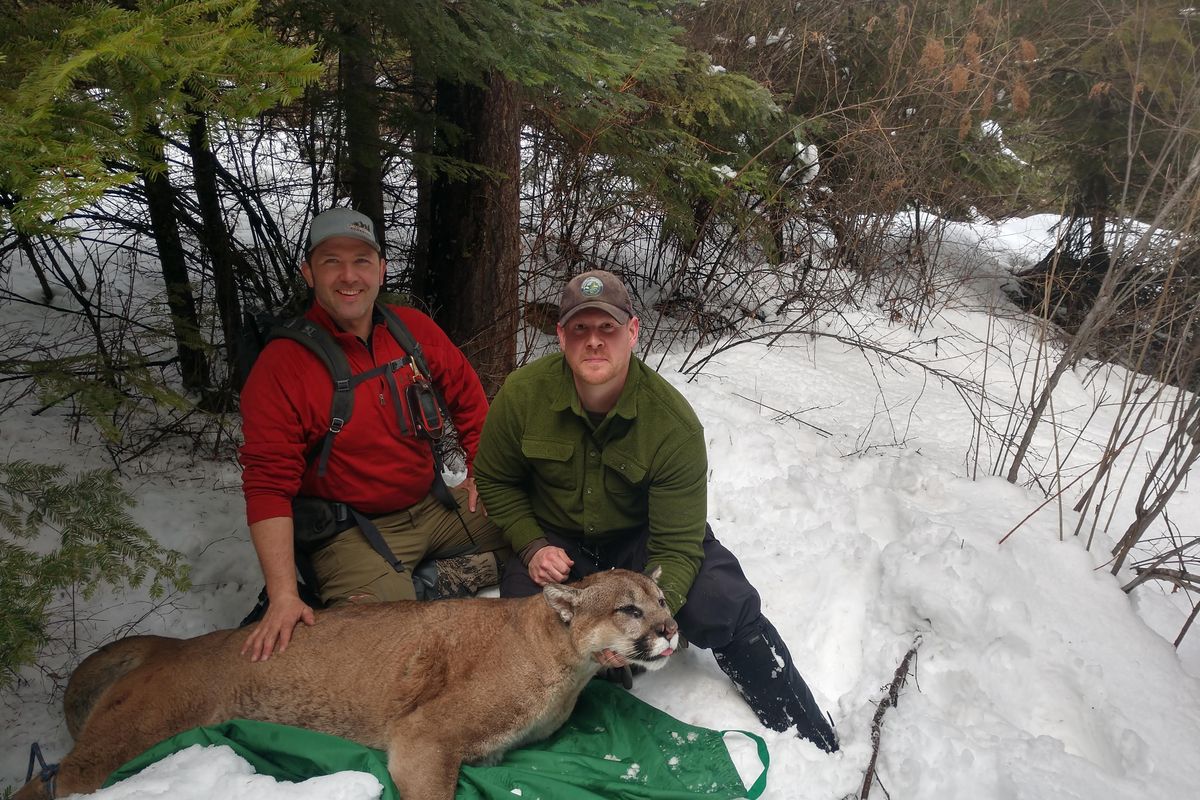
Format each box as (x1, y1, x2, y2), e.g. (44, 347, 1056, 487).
(106, 682, 769, 799)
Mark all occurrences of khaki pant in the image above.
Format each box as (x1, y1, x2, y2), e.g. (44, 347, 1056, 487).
(311, 485, 509, 605)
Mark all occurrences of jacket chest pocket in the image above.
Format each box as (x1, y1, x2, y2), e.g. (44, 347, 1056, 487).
(601, 449, 647, 497)
(521, 437, 577, 490)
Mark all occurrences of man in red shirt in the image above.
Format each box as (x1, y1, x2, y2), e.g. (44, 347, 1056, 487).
(239, 208, 507, 661)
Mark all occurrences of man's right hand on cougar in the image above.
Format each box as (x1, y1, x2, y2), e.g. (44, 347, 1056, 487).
(241, 592, 315, 662)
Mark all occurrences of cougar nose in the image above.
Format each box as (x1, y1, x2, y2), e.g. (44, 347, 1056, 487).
(658, 622, 678, 639)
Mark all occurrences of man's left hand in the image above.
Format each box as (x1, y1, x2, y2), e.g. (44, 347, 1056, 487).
(595, 648, 629, 668)
(462, 477, 486, 515)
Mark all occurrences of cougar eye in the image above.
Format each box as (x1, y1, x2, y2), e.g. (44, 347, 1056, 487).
(617, 604, 643, 619)
(657, 597, 666, 608)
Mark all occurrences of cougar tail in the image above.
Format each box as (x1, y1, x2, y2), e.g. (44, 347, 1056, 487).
(64, 635, 180, 740)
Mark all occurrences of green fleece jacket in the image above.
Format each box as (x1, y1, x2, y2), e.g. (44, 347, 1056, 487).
(474, 354, 707, 612)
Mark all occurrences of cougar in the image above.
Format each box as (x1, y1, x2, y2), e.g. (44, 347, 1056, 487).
(14, 568, 678, 800)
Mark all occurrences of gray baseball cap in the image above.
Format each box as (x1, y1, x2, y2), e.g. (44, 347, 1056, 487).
(559, 270, 634, 324)
(306, 208, 380, 255)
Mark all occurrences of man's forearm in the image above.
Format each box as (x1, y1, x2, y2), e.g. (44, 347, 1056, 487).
(249, 516, 299, 599)
(474, 476, 546, 551)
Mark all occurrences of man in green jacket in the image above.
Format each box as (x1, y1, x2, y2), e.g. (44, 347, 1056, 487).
(474, 270, 838, 752)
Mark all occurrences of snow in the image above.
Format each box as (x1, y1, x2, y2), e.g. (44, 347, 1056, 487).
(711, 164, 738, 181)
(781, 140, 819, 185)
(65, 745, 383, 800)
(981, 120, 1030, 166)
(3, 215, 1199, 798)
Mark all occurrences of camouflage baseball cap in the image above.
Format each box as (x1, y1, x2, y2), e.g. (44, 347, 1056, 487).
(559, 270, 634, 324)
(307, 208, 380, 255)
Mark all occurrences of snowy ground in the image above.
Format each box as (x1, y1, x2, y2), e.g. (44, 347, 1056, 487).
(2, 215, 1199, 798)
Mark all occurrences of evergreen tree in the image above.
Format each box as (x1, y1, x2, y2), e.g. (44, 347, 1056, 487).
(681, 1, 1034, 226)
(0, 0, 319, 404)
(407, 0, 783, 373)
(1016, 1, 1199, 247)
(0, 460, 189, 689)
(1, 0, 317, 234)
(259, 0, 785, 382)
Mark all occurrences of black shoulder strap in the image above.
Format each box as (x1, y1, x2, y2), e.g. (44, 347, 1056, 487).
(376, 304, 430, 374)
(376, 303, 459, 511)
(375, 303, 455, 417)
(269, 317, 354, 477)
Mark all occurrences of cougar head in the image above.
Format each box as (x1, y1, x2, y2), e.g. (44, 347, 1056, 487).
(543, 567, 679, 672)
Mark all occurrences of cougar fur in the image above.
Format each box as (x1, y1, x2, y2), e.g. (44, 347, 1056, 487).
(13, 568, 678, 800)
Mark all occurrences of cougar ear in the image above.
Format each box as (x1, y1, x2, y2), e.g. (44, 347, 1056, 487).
(646, 565, 662, 583)
(543, 584, 581, 624)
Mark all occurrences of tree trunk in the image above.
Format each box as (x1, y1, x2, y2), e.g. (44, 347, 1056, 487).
(426, 73, 520, 395)
(411, 70, 436, 301)
(17, 232, 55, 302)
(1082, 169, 1110, 297)
(188, 107, 242, 389)
(338, 19, 385, 248)
(141, 130, 210, 392)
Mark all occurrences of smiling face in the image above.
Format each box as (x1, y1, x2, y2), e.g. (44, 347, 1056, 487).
(302, 237, 385, 340)
(557, 308, 640, 396)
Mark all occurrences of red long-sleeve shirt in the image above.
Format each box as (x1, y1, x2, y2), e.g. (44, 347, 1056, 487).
(239, 304, 488, 525)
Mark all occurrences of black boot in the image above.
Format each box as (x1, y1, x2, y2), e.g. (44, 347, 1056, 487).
(713, 617, 839, 752)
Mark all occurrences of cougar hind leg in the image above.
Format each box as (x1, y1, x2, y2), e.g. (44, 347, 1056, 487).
(54, 638, 203, 796)
(387, 734, 462, 800)
(7, 729, 141, 800)
(55, 669, 215, 797)
(10, 775, 53, 800)
(64, 635, 180, 739)
(4, 635, 168, 800)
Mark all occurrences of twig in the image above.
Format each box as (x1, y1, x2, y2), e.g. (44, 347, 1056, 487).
(1122, 536, 1200, 593)
(998, 466, 1098, 545)
(860, 635, 923, 800)
(1175, 602, 1200, 648)
(732, 392, 833, 437)
(1127, 567, 1200, 594)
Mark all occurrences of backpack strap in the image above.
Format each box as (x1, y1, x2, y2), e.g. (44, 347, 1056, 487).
(375, 303, 460, 512)
(377, 304, 426, 369)
(268, 318, 355, 478)
(345, 505, 406, 573)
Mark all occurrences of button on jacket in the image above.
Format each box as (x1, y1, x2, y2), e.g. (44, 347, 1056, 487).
(475, 353, 707, 612)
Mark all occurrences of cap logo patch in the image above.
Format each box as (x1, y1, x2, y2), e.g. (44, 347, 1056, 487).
(580, 276, 604, 297)
(349, 221, 371, 233)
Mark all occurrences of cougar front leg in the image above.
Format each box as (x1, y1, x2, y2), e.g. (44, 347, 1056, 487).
(386, 735, 462, 800)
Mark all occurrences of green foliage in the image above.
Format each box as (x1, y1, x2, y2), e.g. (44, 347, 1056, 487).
(299, 0, 786, 247)
(0, 459, 190, 689)
(678, 2, 1053, 220)
(1012, 1, 1199, 221)
(24, 352, 194, 443)
(0, 0, 319, 234)
(488, 3, 792, 250)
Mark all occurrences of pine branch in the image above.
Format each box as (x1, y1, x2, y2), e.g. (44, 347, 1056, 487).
(0, 460, 190, 687)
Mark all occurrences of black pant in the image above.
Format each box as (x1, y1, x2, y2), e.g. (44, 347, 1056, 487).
(500, 524, 761, 650)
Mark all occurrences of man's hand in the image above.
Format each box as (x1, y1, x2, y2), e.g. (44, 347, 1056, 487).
(595, 649, 634, 689)
(528, 545, 574, 586)
(240, 592, 315, 662)
(462, 476, 486, 515)
(595, 648, 629, 668)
